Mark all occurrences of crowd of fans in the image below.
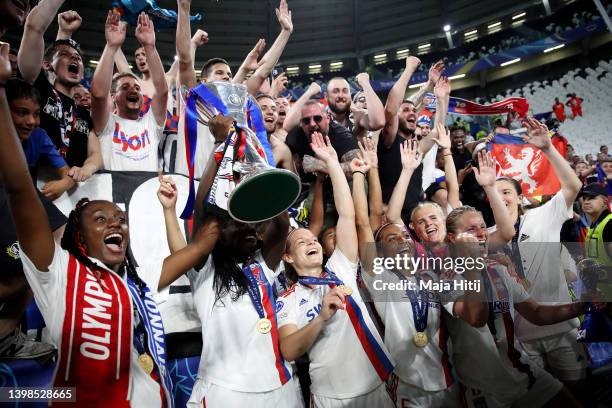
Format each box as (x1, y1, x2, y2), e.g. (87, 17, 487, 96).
(0, 0, 610, 407)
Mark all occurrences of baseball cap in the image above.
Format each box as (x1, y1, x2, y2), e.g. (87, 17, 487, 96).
(578, 184, 608, 198)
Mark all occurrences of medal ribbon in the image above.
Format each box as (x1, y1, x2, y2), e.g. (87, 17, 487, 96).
(127, 276, 174, 408)
(246, 96, 276, 166)
(299, 268, 394, 381)
(389, 270, 430, 334)
(241, 261, 291, 384)
(482, 264, 535, 388)
(502, 218, 527, 280)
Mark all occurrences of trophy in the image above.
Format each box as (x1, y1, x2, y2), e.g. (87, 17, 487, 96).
(186, 81, 301, 223)
(576, 258, 612, 343)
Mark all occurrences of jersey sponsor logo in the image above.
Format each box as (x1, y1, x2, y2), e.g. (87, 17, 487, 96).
(490, 300, 511, 313)
(80, 272, 114, 360)
(112, 123, 151, 152)
(306, 304, 321, 322)
(5, 242, 20, 260)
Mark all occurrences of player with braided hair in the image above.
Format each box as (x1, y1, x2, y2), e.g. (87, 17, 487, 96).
(0, 41, 214, 407)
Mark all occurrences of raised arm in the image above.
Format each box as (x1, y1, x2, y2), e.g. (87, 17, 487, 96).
(387, 140, 422, 224)
(474, 151, 514, 246)
(432, 122, 461, 209)
(524, 117, 581, 207)
(352, 73, 384, 131)
(91, 11, 126, 134)
(18, 0, 65, 84)
(176, 0, 197, 89)
(283, 82, 321, 132)
(158, 174, 187, 253)
(0, 43, 53, 270)
(68, 131, 103, 182)
(410, 61, 444, 112)
(245, 0, 293, 96)
(232, 39, 266, 85)
(310, 133, 358, 262)
(55, 10, 82, 41)
(515, 298, 585, 326)
(135, 13, 167, 126)
(308, 173, 325, 237)
(381, 56, 420, 148)
(418, 77, 450, 157)
(113, 48, 132, 74)
(359, 135, 384, 231)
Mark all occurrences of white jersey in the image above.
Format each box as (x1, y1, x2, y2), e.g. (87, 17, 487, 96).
(362, 270, 454, 392)
(100, 110, 163, 172)
(187, 251, 292, 393)
(489, 191, 578, 341)
(276, 249, 393, 399)
(421, 144, 439, 190)
(445, 262, 537, 400)
(20, 243, 164, 407)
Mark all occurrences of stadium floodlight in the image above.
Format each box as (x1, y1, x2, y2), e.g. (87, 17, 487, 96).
(330, 61, 343, 68)
(89, 60, 99, 65)
(408, 82, 427, 89)
(543, 44, 565, 53)
(448, 74, 466, 80)
(286, 66, 299, 71)
(512, 12, 526, 20)
(501, 58, 521, 67)
(418, 43, 431, 49)
(396, 48, 410, 56)
(464, 29, 478, 37)
(488, 21, 501, 29)
(374, 53, 387, 60)
(308, 64, 321, 69)
(443, 24, 451, 32)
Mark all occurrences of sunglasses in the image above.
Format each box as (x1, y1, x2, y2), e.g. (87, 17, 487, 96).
(301, 115, 323, 126)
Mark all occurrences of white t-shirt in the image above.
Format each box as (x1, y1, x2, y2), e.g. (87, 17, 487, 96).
(100, 110, 163, 172)
(362, 270, 454, 392)
(187, 251, 292, 393)
(445, 262, 536, 400)
(276, 249, 393, 399)
(490, 191, 578, 341)
(20, 243, 164, 407)
(421, 144, 439, 190)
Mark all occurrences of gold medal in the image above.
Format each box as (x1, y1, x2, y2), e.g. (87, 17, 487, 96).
(138, 353, 154, 375)
(413, 332, 428, 348)
(257, 318, 272, 334)
(338, 285, 353, 296)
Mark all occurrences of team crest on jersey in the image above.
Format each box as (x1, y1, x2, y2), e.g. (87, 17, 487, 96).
(6, 242, 20, 260)
(275, 300, 284, 313)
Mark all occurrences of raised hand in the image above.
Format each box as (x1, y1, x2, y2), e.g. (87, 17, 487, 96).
(359, 137, 378, 169)
(428, 60, 444, 85)
(209, 114, 235, 143)
(523, 117, 552, 151)
(105, 11, 127, 48)
(135, 12, 156, 48)
(457, 163, 473, 185)
(355, 72, 370, 88)
(400, 139, 422, 171)
(243, 39, 267, 72)
(157, 173, 178, 210)
(405, 56, 421, 71)
(349, 154, 370, 174)
(310, 132, 338, 164)
(454, 232, 483, 259)
(276, 0, 293, 33)
(58, 10, 82, 34)
(0, 43, 11, 85)
(350, 105, 367, 123)
(473, 150, 497, 188)
(271, 72, 288, 95)
(307, 82, 322, 95)
(68, 166, 93, 183)
(432, 121, 451, 150)
(434, 76, 451, 99)
(191, 29, 209, 47)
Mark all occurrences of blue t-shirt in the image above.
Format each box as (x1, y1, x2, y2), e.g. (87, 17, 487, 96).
(22, 128, 67, 169)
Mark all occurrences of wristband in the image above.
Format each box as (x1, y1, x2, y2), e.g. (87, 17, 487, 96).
(353, 170, 366, 177)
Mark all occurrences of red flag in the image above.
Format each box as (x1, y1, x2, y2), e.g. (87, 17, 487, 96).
(488, 134, 560, 197)
(551, 133, 568, 159)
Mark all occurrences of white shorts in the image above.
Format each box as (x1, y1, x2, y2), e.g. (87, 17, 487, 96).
(311, 383, 394, 408)
(459, 366, 563, 408)
(520, 329, 587, 382)
(187, 376, 303, 408)
(386, 373, 460, 408)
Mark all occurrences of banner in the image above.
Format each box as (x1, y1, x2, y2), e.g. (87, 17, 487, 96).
(424, 94, 529, 117)
(487, 134, 561, 197)
(112, 0, 202, 30)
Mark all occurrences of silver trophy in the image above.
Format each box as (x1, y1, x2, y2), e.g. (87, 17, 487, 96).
(198, 81, 301, 223)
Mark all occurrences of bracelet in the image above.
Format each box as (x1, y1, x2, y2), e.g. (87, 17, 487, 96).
(443, 153, 452, 157)
(353, 170, 366, 177)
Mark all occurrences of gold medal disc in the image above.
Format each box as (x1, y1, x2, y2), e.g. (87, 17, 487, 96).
(138, 353, 154, 375)
(413, 332, 429, 348)
(338, 285, 353, 296)
(257, 318, 272, 334)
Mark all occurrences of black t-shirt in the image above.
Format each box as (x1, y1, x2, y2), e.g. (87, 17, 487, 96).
(0, 186, 67, 283)
(286, 121, 358, 181)
(35, 72, 92, 167)
(452, 148, 495, 226)
(378, 134, 424, 219)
